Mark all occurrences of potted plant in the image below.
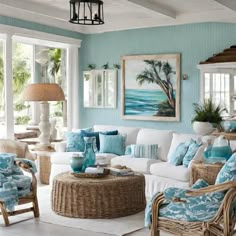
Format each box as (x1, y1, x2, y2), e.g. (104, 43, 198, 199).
(191, 99, 227, 135)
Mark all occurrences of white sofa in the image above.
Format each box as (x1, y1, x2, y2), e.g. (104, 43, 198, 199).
(51, 125, 209, 199)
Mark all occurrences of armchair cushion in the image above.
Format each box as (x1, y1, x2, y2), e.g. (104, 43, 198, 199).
(215, 153, 236, 184)
(0, 153, 16, 174)
(0, 156, 36, 211)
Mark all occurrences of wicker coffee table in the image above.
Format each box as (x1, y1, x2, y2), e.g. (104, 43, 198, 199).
(51, 172, 146, 218)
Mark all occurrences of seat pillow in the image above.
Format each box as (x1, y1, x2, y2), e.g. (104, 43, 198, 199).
(150, 162, 190, 182)
(110, 156, 161, 174)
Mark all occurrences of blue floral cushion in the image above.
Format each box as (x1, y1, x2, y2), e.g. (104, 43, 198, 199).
(215, 153, 236, 184)
(159, 192, 224, 222)
(183, 141, 202, 167)
(169, 141, 192, 166)
(65, 132, 85, 152)
(130, 144, 158, 159)
(0, 153, 16, 174)
(99, 133, 126, 155)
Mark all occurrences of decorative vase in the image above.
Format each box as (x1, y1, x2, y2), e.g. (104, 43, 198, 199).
(82, 136, 96, 172)
(193, 121, 216, 135)
(70, 153, 84, 173)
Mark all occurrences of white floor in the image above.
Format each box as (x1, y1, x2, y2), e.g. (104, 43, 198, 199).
(0, 219, 171, 236)
(0, 183, 172, 236)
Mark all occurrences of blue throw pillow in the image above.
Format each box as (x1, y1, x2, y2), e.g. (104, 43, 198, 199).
(130, 144, 158, 159)
(0, 153, 16, 174)
(215, 153, 236, 184)
(183, 141, 202, 168)
(125, 145, 132, 155)
(169, 141, 192, 166)
(99, 133, 126, 155)
(65, 132, 85, 152)
(81, 130, 118, 151)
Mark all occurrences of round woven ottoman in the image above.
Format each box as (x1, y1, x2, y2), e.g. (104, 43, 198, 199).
(51, 172, 146, 218)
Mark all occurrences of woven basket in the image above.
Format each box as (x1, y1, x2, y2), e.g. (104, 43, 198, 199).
(190, 161, 223, 185)
(51, 172, 146, 218)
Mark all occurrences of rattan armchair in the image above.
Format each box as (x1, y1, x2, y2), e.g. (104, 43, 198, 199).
(151, 181, 236, 236)
(0, 160, 39, 226)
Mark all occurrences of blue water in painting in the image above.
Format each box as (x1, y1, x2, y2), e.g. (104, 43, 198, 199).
(125, 89, 166, 116)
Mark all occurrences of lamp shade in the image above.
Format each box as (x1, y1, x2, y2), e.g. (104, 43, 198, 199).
(22, 83, 65, 101)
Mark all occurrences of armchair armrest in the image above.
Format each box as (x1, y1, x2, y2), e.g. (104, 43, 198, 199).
(186, 181, 236, 197)
(14, 159, 37, 175)
(54, 141, 67, 152)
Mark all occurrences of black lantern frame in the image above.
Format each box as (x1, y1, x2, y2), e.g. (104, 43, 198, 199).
(69, 0, 104, 25)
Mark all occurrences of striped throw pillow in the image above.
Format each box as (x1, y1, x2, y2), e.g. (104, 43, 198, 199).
(130, 144, 158, 159)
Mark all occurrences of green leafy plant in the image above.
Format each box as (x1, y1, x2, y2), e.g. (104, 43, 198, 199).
(191, 99, 227, 124)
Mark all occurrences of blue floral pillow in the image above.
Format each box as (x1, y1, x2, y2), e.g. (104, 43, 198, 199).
(183, 140, 202, 167)
(169, 140, 192, 166)
(215, 153, 236, 184)
(0, 153, 16, 174)
(65, 132, 85, 152)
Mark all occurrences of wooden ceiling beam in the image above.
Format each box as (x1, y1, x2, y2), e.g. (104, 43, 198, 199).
(127, 0, 176, 19)
(214, 0, 236, 12)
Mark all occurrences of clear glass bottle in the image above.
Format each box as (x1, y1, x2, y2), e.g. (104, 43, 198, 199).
(82, 136, 96, 172)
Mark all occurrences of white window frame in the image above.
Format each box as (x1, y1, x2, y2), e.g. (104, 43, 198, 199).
(198, 63, 236, 117)
(0, 24, 81, 138)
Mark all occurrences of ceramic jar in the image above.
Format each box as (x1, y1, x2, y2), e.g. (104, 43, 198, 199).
(70, 153, 84, 173)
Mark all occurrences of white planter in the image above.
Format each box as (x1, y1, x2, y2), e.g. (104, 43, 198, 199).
(193, 121, 215, 135)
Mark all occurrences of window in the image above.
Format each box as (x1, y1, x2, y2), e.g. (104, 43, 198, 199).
(0, 25, 81, 139)
(0, 39, 5, 138)
(199, 66, 236, 117)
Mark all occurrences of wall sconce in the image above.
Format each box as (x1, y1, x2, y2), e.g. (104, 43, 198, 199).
(182, 74, 188, 80)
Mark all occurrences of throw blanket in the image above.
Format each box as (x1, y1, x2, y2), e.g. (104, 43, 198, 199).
(0, 157, 37, 211)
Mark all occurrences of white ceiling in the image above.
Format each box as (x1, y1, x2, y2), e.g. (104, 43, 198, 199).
(0, 0, 236, 34)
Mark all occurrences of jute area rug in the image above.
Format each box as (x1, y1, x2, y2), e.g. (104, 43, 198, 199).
(38, 185, 146, 236)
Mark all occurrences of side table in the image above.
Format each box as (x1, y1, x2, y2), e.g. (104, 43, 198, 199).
(190, 161, 224, 186)
(32, 148, 55, 185)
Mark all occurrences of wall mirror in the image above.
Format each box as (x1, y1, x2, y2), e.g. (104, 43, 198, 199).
(83, 69, 117, 108)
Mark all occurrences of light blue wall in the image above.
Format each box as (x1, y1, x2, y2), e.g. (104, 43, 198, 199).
(80, 22, 236, 133)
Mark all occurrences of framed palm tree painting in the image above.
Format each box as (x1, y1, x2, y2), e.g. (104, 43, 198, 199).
(121, 54, 180, 121)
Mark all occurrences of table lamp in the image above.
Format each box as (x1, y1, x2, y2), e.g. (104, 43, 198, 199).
(22, 83, 65, 150)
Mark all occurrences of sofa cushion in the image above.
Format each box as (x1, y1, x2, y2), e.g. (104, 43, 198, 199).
(65, 132, 84, 152)
(93, 125, 140, 145)
(99, 134, 126, 155)
(183, 140, 202, 167)
(110, 155, 161, 174)
(130, 144, 159, 159)
(150, 162, 190, 182)
(167, 133, 202, 161)
(136, 129, 174, 161)
(169, 141, 191, 166)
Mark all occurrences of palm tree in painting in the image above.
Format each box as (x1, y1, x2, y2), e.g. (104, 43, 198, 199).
(136, 60, 176, 116)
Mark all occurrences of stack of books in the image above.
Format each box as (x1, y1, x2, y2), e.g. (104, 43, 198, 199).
(109, 165, 134, 176)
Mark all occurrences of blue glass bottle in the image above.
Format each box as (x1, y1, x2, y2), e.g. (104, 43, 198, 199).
(82, 136, 96, 172)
